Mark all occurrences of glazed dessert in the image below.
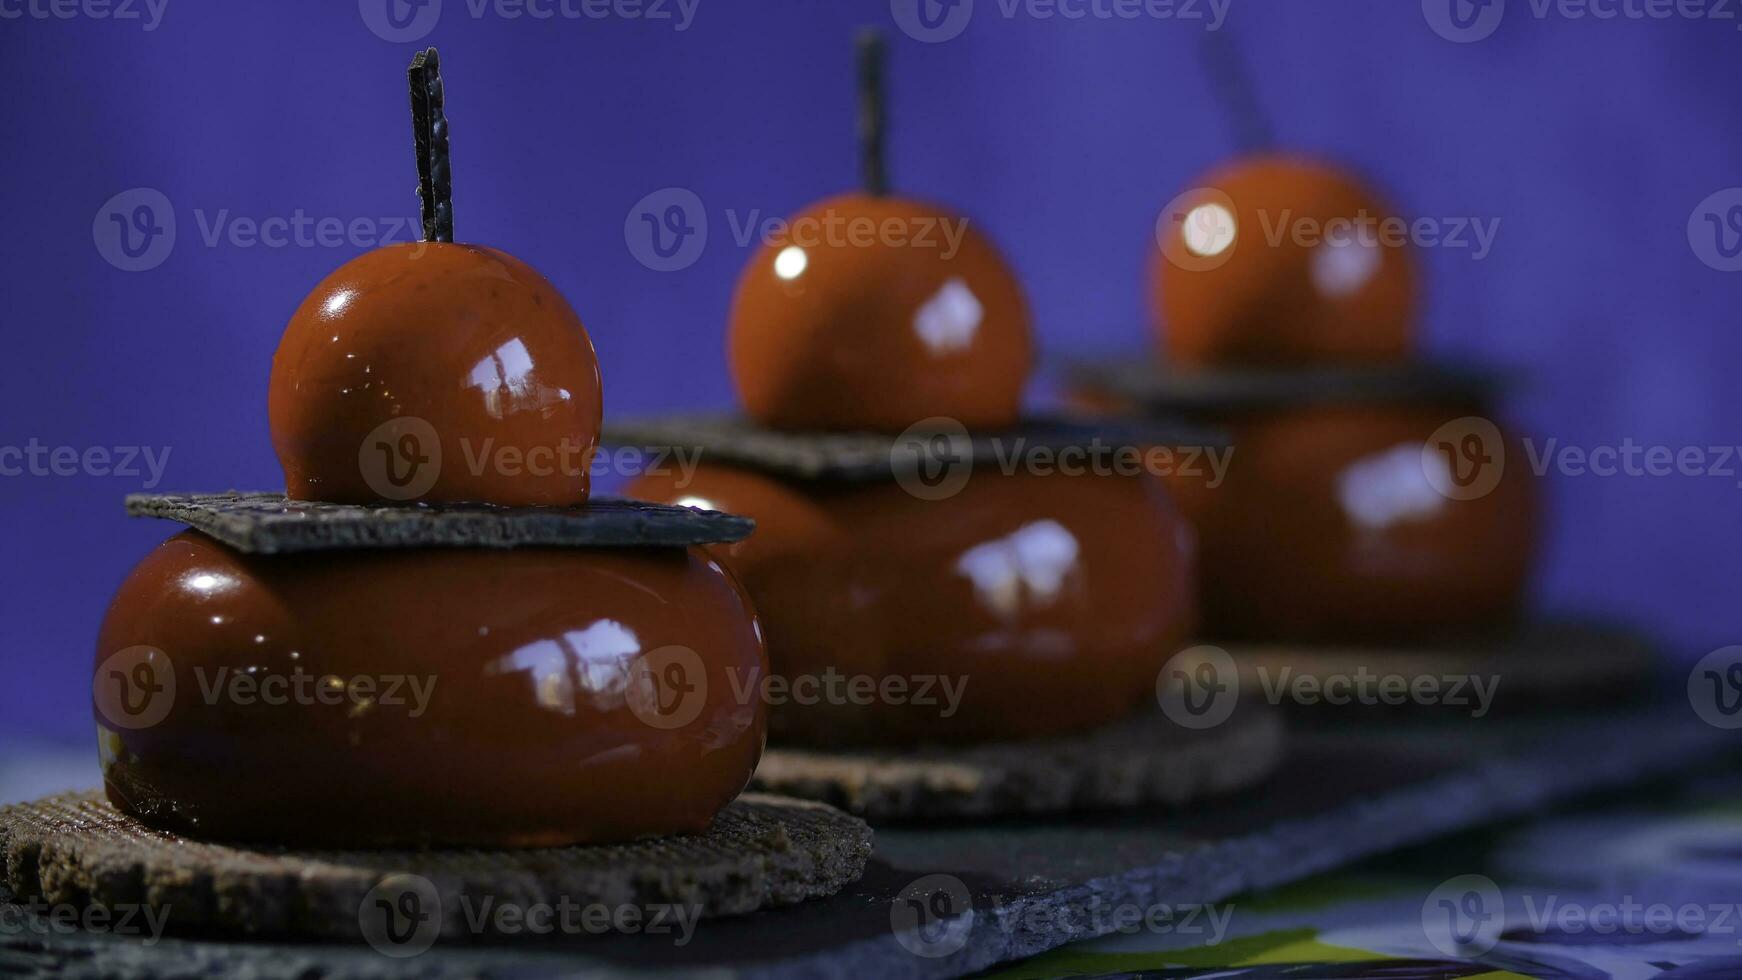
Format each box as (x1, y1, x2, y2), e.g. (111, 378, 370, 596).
(1153, 155, 1417, 366)
(94, 49, 769, 848)
(270, 242, 602, 506)
(1164, 402, 1538, 643)
(1063, 152, 1538, 645)
(629, 466, 1192, 744)
(97, 533, 765, 847)
(730, 192, 1031, 432)
(627, 32, 1195, 746)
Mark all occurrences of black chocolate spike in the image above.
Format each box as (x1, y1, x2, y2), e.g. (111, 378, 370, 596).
(1198, 27, 1274, 154)
(408, 47, 454, 243)
(856, 29, 888, 196)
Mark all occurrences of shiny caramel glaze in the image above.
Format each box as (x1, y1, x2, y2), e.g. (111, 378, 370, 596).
(1164, 404, 1539, 643)
(94, 532, 767, 847)
(1153, 156, 1417, 366)
(728, 193, 1032, 433)
(628, 467, 1194, 745)
(270, 242, 603, 506)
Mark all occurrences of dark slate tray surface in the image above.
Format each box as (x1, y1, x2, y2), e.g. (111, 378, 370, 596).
(2, 703, 1729, 979)
(1065, 357, 1515, 414)
(602, 413, 1224, 483)
(124, 492, 755, 554)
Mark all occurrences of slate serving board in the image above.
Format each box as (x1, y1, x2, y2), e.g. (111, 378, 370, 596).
(1, 702, 1730, 979)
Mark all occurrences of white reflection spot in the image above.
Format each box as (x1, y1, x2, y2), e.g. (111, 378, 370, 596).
(773, 245, 808, 280)
(321, 290, 354, 319)
(1338, 444, 1447, 530)
(486, 619, 643, 715)
(1182, 203, 1237, 257)
(913, 278, 983, 354)
(1311, 237, 1382, 298)
(955, 520, 1081, 618)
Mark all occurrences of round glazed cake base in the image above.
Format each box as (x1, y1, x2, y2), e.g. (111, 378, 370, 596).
(0, 792, 871, 944)
(750, 707, 1284, 821)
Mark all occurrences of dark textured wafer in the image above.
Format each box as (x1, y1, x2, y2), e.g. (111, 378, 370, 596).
(1219, 619, 1660, 709)
(1065, 357, 1512, 414)
(602, 413, 1223, 483)
(0, 792, 870, 943)
(751, 706, 1284, 821)
(124, 492, 754, 554)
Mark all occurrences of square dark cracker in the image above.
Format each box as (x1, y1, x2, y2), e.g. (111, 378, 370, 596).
(0, 792, 870, 944)
(1064, 356, 1513, 414)
(1209, 619, 1661, 712)
(125, 492, 754, 554)
(602, 413, 1224, 483)
(750, 706, 1283, 822)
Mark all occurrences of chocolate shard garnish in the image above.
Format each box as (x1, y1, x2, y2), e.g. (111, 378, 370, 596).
(0, 792, 871, 940)
(754, 707, 1283, 821)
(857, 28, 888, 197)
(124, 492, 753, 554)
(1065, 357, 1514, 414)
(602, 413, 1225, 483)
(408, 46, 453, 243)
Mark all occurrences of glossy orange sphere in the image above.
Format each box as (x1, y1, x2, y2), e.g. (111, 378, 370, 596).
(94, 532, 768, 847)
(1152, 156, 1418, 366)
(629, 467, 1194, 745)
(729, 194, 1033, 433)
(269, 242, 603, 506)
(1166, 404, 1538, 643)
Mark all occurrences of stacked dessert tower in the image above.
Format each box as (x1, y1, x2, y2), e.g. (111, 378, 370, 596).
(92, 49, 775, 850)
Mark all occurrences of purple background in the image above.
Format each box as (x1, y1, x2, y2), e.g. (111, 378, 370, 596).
(4, 0, 1741, 744)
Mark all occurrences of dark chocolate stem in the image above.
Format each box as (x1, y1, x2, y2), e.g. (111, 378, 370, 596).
(408, 47, 454, 243)
(1198, 28, 1274, 154)
(856, 29, 888, 197)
